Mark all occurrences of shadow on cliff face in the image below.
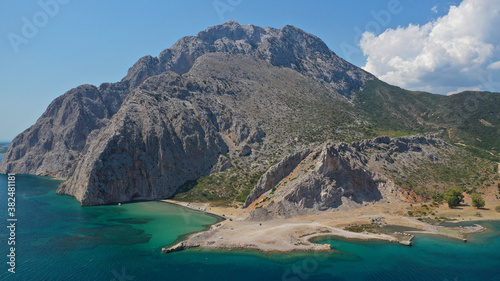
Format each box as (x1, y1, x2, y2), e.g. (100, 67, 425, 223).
(283, 168, 385, 211)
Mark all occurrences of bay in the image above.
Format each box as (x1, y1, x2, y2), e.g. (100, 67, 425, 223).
(1, 154, 500, 281)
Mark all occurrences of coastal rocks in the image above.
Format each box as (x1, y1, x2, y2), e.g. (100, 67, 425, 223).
(399, 235, 414, 246)
(162, 241, 199, 253)
(249, 142, 397, 219)
(56, 74, 230, 205)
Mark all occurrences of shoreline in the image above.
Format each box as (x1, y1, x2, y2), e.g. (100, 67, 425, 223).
(160, 200, 498, 254)
(161, 199, 228, 221)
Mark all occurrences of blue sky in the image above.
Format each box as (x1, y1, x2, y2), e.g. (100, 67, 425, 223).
(0, 0, 498, 141)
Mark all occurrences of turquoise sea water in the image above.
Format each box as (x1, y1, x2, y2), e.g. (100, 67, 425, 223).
(1, 154, 500, 281)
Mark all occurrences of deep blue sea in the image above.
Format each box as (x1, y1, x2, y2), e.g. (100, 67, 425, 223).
(1, 154, 500, 281)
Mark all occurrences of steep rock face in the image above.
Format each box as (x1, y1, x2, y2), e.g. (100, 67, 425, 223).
(57, 73, 229, 205)
(243, 148, 311, 208)
(1, 21, 373, 178)
(124, 20, 374, 98)
(58, 53, 358, 205)
(247, 136, 448, 220)
(0, 83, 129, 177)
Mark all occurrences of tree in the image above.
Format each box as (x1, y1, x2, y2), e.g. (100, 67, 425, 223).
(443, 188, 464, 208)
(471, 194, 485, 209)
(496, 206, 500, 212)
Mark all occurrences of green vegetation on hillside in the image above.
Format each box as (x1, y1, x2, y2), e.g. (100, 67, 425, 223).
(356, 79, 500, 156)
(172, 167, 265, 206)
(175, 79, 499, 206)
(355, 79, 442, 134)
(387, 147, 498, 200)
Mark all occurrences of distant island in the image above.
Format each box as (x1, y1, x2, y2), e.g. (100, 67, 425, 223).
(0, 142, 10, 154)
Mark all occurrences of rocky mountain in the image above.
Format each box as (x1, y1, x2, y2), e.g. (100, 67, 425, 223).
(1, 21, 498, 210)
(0, 82, 129, 177)
(57, 52, 363, 205)
(124, 20, 374, 96)
(0, 20, 372, 178)
(246, 136, 449, 220)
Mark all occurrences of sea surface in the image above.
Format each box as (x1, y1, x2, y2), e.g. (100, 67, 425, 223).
(1, 155, 500, 281)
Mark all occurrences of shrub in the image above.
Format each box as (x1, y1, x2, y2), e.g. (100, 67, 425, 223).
(495, 206, 500, 212)
(432, 194, 444, 204)
(444, 188, 464, 208)
(471, 193, 485, 209)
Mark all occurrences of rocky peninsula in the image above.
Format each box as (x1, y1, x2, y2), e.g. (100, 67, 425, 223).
(161, 196, 496, 254)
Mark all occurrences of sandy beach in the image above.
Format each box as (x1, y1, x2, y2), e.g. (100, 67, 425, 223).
(161, 196, 500, 254)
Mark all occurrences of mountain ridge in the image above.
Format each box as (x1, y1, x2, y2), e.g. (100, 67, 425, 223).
(0, 20, 373, 178)
(1, 21, 498, 213)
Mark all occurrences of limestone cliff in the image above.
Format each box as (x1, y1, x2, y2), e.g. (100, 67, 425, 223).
(0, 83, 129, 177)
(0, 20, 373, 178)
(57, 52, 361, 205)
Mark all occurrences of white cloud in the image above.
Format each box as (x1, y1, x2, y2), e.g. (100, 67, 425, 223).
(488, 61, 500, 70)
(360, 0, 500, 94)
(446, 86, 481, 96)
(431, 5, 438, 13)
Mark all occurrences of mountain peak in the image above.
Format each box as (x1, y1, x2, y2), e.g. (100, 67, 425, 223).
(222, 19, 240, 26)
(124, 22, 373, 96)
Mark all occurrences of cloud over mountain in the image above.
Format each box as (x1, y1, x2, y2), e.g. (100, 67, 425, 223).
(360, 0, 500, 94)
